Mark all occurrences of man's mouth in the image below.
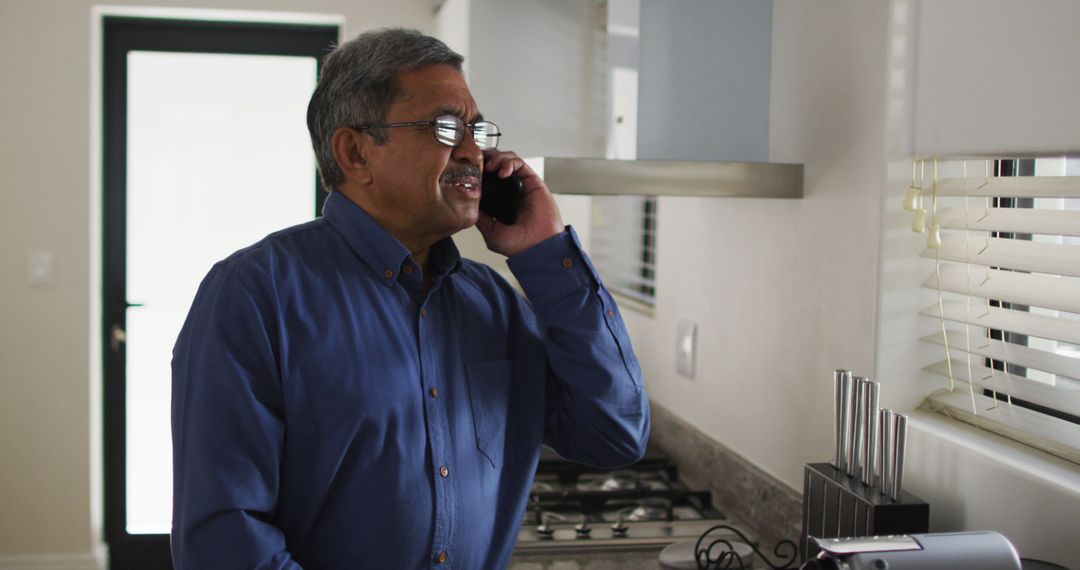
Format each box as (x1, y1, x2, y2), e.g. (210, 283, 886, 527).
(446, 178, 478, 191)
(442, 170, 481, 197)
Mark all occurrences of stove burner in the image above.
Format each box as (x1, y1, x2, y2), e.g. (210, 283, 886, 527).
(621, 497, 674, 522)
(596, 470, 638, 491)
(531, 480, 558, 493)
(576, 470, 672, 492)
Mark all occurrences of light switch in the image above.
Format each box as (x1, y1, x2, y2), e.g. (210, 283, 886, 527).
(676, 319, 697, 379)
(28, 250, 54, 286)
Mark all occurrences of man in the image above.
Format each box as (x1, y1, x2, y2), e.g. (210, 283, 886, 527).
(171, 28, 649, 569)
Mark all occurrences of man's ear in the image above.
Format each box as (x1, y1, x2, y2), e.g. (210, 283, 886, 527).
(330, 127, 373, 185)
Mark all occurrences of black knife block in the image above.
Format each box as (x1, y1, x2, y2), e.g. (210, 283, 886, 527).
(801, 462, 929, 561)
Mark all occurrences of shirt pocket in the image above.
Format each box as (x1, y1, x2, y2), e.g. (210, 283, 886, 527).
(465, 360, 516, 469)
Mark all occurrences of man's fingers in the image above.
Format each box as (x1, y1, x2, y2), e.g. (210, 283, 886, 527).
(483, 150, 527, 177)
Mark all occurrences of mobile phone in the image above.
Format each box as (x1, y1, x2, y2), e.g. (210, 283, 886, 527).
(480, 170, 523, 224)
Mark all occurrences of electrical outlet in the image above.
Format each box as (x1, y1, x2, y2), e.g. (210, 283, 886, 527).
(676, 320, 697, 379)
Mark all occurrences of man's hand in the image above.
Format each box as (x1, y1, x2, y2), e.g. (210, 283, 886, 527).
(476, 150, 565, 258)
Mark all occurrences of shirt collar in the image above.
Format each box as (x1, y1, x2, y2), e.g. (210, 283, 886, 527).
(323, 190, 462, 286)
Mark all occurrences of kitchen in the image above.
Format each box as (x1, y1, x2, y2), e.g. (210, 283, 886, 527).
(1, 0, 1078, 569)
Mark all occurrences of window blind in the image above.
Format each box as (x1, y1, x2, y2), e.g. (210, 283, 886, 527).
(912, 158, 1080, 464)
(589, 195, 657, 306)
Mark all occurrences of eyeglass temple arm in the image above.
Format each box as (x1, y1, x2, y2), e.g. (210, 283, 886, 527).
(352, 120, 436, 130)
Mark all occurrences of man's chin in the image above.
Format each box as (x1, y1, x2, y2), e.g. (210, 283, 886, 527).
(445, 209, 480, 235)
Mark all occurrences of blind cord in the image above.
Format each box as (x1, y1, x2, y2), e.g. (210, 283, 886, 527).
(930, 158, 958, 397)
(961, 162, 981, 413)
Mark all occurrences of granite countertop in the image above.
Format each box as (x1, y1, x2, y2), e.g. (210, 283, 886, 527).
(510, 545, 780, 570)
(510, 549, 663, 570)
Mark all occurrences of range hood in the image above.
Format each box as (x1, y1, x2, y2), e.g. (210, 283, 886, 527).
(528, 157, 803, 199)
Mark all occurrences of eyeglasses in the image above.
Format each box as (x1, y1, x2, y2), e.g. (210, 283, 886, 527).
(351, 114, 501, 150)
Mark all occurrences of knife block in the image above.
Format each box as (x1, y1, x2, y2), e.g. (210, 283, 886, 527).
(800, 462, 929, 561)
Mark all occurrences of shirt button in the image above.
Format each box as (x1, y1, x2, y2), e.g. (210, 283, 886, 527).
(439, 465, 449, 478)
(420, 308, 428, 319)
(402, 265, 414, 275)
(607, 309, 614, 318)
(562, 257, 574, 268)
(383, 269, 393, 279)
(436, 551, 448, 564)
(429, 387, 439, 398)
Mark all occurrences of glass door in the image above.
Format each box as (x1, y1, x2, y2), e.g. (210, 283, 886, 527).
(102, 17, 337, 568)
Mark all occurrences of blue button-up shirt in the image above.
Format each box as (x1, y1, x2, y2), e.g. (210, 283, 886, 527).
(171, 191, 650, 569)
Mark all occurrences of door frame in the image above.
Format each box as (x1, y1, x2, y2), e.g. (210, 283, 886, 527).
(101, 15, 337, 568)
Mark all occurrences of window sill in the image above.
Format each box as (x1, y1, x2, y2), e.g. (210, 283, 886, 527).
(903, 409, 1080, 565)
(926, 390, 1080, 466)
(907, 409, 1080, 493)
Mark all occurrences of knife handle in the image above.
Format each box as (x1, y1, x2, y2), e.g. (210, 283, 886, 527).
(890, 414, 908, 501)
(879, 408, 894, 497)
(860, 380, 880, 486)
(848, 377, 866, 478)
(833, 370, 851, 471)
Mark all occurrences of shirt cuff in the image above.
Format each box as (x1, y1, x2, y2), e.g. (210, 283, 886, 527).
(506, 225, 601, 308)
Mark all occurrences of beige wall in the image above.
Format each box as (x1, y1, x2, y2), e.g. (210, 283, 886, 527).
(0, 0, 432, 564)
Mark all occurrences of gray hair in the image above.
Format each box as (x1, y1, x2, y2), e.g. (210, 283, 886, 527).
(307, 28, 464, 192)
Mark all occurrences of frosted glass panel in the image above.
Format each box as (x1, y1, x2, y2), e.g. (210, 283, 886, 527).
(125, 51, 317, 534)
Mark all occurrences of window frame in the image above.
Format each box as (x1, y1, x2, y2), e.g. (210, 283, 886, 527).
(589, 194, 658, 312)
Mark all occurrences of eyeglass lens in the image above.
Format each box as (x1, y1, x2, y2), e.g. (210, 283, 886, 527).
(433, 115, 500, 150)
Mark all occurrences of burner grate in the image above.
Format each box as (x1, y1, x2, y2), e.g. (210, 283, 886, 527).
(518, 452, 728, 553)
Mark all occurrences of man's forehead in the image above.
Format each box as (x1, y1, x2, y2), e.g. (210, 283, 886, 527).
(393, 66, 480, 120)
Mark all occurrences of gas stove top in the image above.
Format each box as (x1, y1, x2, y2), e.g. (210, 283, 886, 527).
(514, 446, 736, 554)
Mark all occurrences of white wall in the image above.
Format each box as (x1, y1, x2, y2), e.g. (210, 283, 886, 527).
(453, 0, 888, 524)
(467, 0, 606, 161)
(626, 0, 1080, 565)
(912, 0, 1080, 157)
(446, 0, 606, 274)
(0, 0, 432, 565)
(462, 0, 1080, 565)
(874, 1, 1080, 565)
(626, 0, 887, 492)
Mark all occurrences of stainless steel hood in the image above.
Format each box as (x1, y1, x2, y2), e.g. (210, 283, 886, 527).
(529, 157, 803, 199)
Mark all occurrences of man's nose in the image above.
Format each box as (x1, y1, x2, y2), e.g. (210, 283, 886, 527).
(452, 132, 483, 166)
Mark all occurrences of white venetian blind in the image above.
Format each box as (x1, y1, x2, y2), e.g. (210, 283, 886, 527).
(912, 158, 1080, 464)
(589, 195, 657, 306)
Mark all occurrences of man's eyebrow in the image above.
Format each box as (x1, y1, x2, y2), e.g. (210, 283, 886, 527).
(435, 107, 483, 123)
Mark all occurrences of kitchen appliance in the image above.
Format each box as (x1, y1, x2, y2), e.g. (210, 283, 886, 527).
(800, 531, 1022, 570)
(515, 446, 749, 555)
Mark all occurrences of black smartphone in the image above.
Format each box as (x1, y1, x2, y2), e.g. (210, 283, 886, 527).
(480, 170, 523, 224)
